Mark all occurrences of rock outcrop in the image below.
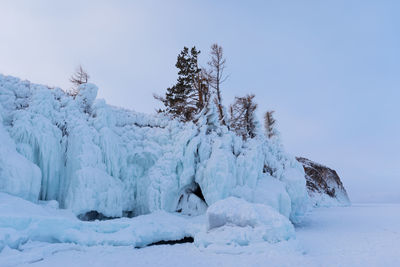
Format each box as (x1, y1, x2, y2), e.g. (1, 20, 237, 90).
(296, 157, 350, 207)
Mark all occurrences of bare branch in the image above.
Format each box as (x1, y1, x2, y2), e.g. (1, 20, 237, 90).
(207, 43, 228, 125)
(264, 110, 277, 139)
(70, 65, 90, 92)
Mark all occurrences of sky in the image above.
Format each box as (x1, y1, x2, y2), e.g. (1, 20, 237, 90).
(0, 0, 399, 202)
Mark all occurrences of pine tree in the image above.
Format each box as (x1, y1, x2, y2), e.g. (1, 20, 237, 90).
(155, 46, 208, 122)
(264, 110, 277, 139)
(229, 94, 258, 140)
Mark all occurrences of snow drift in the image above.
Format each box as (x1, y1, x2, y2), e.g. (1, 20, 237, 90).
(0, 74, 308, 224)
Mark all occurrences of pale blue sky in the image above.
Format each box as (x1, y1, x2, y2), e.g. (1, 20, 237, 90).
(1, 0, 399, 202)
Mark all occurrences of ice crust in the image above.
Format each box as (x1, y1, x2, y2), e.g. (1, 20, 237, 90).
(0, 74, 308, 223)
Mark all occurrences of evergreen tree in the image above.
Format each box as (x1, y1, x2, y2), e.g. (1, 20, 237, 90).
(264, 110, 277, 139)
(156, 46, 208, 122)
(229, 94, 258, 140)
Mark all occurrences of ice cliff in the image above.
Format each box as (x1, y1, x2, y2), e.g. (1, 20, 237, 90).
(0, 74, 308, 223)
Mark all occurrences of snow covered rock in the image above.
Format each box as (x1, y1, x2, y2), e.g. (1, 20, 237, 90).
(296, 157, 350, 207)
(194, 197, 295, 248)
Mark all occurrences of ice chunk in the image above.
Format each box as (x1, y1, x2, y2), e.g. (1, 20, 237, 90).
(195, 197, 295, 248)
(206, 197, 291, 230)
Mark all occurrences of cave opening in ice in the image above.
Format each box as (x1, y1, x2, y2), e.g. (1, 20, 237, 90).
(176, 182, 208, 216)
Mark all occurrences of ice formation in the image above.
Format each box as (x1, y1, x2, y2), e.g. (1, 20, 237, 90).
(194, 197, 295, 248)
(0, 74, 308, 224)
(0, 98, 41, 202)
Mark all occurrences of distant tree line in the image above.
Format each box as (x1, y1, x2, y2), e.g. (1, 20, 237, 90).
(155, 43, 277, 140)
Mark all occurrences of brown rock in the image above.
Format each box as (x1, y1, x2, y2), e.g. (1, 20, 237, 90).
(297, 157, 350, 206)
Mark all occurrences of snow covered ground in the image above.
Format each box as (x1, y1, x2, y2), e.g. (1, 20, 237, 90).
(296, 203, 400, 266)
(1, 203, 399, 267)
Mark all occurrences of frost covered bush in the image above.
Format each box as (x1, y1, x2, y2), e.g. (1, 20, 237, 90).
(75, 83, 98, 113)
(0, 74, 308, 223)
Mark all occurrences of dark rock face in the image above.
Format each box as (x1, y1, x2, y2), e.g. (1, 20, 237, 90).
(296, 157, 350, 206)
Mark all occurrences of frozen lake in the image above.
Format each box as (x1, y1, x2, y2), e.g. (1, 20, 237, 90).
(2, 203, 400, 267)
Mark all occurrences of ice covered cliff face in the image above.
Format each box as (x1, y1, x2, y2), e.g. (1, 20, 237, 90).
(0, 74, 308, 223)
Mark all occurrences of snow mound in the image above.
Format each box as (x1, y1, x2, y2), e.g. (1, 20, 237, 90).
(194, 197, 295, 248)
(0, 193, 204, 252)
